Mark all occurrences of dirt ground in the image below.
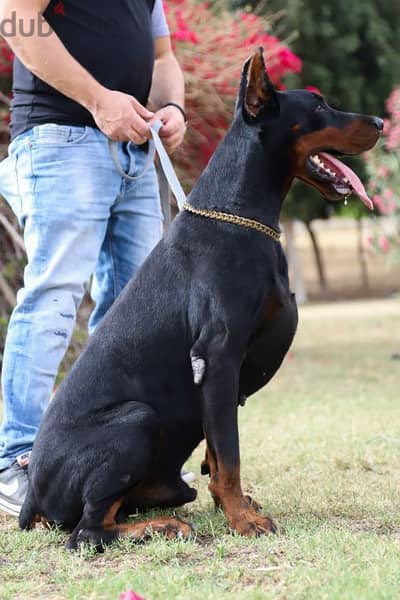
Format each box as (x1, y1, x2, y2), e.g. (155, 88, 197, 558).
(288, 217, 400, 301)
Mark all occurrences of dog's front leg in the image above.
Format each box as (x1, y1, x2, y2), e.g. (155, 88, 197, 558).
(201, 358, 276, 536)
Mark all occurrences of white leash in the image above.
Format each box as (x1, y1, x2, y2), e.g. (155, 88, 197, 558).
(108, 120, 187, 217)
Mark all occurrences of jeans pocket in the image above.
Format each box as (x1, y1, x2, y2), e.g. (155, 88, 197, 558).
(30, 124, 90, 146)
(0, 156, 21, 216)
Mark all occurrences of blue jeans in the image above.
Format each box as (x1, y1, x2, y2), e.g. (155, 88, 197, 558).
(0, 124, 162, 469)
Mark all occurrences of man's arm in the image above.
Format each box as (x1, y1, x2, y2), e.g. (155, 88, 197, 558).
(0, 0, 153, 142)
(149, 36, 186, 153)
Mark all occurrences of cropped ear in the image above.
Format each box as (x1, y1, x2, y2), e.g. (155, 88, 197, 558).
(237, 48, 278, 119)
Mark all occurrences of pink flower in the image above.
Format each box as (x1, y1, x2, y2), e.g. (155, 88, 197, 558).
(378, 235, 390, 253)
(372, 194, 395, 215)
(172, 29, 199, 43)
(277, 47, 302, 74)
(240, 12, 259, 24)
(386, 124, 400, 150)
(376, 166, 390, 178)
(305, 85, 323, 96)
(119, 591, 146, 600)
(383, 118, 391, 136)
(372, 194, 383, 208)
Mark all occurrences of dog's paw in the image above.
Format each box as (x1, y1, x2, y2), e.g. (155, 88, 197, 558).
(229, 510, 277, 537)
(65, 528, 107, 552)
(65, 535, 78, 551)
(141, 516, 194, 540)
(74, 527, 116, 552)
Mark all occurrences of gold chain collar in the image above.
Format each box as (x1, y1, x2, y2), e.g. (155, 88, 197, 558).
(183, 201, 281, 242)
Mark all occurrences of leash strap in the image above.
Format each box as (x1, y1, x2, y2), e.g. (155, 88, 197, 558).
(156, 163, 172, 230)
(108, 119, 186, 211)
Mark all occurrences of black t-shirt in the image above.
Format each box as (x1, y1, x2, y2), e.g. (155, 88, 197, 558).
(10, 0, 155, 139)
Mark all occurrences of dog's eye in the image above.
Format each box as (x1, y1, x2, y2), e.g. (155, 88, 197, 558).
(315, 104, 326, 112)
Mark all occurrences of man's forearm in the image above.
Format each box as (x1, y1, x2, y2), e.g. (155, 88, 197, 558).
(149, 52, 185, 111)
(0, 0, 104, 112)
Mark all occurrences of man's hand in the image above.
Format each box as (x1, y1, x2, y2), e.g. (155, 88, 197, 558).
(91, 89, 154, 144)
(150, 105, 186, 154)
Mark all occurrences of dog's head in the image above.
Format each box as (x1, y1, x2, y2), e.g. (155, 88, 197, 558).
(236, 48, 383, 208)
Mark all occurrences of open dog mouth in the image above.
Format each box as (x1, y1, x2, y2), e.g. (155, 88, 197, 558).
(306, 152, 373, 210)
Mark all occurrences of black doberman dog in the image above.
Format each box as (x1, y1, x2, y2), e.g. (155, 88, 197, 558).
(19, 48, 382, 549)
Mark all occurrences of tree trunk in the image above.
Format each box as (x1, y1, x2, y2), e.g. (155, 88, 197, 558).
(282, 220, 307, 305)
(304, 220, 328, 296)
(356, 217, 369, 292)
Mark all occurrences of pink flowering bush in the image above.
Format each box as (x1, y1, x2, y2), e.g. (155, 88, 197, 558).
(366, 87, 400, 262)
(165, 0, 302, 188)
(0, 40, 12, 78)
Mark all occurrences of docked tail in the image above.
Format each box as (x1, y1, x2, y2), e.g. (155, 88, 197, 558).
(19, 488, 39, 530)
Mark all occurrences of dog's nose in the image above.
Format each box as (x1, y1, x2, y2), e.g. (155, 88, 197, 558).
(372, 117, 384, 131)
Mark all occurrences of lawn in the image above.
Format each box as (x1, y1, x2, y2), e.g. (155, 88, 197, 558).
(0, 298, 399, 600)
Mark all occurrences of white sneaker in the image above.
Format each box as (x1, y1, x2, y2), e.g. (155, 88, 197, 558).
(0, 454, 30, 517)
(181, 470, 196, 484)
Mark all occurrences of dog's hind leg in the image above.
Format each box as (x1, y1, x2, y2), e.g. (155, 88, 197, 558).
(65, 401, 194, 551)
(73, 515, 193, 551)
(67, 496, 193, 551)
(121, 476, 197, 514)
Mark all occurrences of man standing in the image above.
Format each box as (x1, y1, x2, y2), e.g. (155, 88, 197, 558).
(0, 0, 187, 516)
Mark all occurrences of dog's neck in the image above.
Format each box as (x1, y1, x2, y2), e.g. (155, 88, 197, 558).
(189, 118, 291, 231)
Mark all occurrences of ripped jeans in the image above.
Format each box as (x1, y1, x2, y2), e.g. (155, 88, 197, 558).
(0, 124, 162, 469)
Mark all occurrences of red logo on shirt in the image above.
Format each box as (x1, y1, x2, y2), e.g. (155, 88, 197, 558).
(53, 1, 65, 17)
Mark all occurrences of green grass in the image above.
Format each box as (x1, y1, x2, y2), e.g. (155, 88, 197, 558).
(1, 299, 399, 600)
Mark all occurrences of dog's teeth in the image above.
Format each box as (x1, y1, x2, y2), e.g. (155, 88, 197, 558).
(311, 155, 339, 180)
(333, 184, 351, 195)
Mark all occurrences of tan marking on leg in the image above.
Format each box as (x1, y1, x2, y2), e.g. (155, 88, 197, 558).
(206, 444, 275, 537)
(40, 517, 51, 530)
(28, 514, 51, 530)
(104, 516, 193, 540)
(102, 499, 123, 528)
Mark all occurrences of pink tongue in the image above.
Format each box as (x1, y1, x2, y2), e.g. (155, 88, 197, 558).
(320, 152, 374, 210)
